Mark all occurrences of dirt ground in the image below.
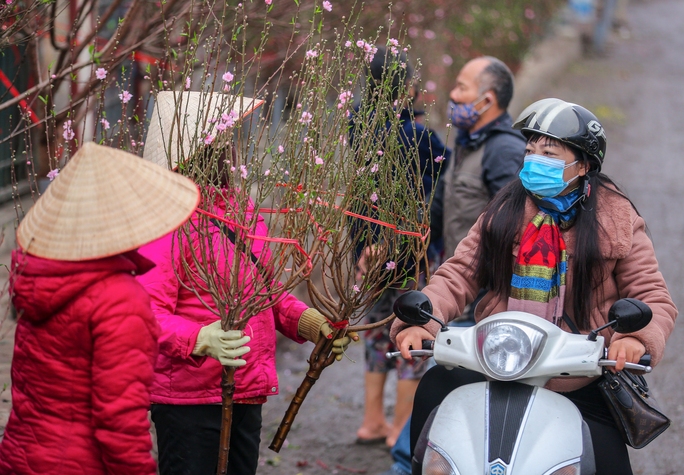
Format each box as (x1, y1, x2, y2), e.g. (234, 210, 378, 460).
(1, 1, 683, 475)
(256, 338, 395, 475)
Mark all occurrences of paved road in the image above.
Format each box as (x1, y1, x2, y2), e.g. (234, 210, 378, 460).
(257, 1, 684, 474)
(529, 1, 684, 473)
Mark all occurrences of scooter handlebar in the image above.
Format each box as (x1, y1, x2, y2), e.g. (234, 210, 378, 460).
(385, 340, 434, 359)
(385, 349, 434, 359)
(598, 360, 652, 373)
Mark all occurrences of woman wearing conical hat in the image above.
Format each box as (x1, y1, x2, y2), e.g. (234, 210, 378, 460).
(0, 143, 200, 475)
(138, 91, 357, 475)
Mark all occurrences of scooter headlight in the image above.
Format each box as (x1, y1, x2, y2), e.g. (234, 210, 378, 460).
(477, 320, 546, 380)
(423, 443, 459, 475)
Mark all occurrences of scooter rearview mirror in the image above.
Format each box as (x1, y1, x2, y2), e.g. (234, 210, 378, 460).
(587, 298, 652, 341)
(393, 291, 432, 325)
(610, 298, 652, 334)
(392, 291, 448, 331)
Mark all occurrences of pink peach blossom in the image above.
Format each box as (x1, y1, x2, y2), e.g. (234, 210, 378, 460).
(119, 91, 132, 104)
(62, 120, 75, 141)
(47, 169, 59, 181)
(299, 111, 313, 124)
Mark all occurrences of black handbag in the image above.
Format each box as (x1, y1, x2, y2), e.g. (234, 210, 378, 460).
(598, 369, 671, 449)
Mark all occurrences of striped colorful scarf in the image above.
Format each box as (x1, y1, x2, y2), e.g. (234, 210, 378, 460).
(508, 211, 567, 324)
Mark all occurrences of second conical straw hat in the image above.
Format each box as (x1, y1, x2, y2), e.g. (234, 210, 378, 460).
(143, 91, 264, 170)
(16, 142, 200, 261)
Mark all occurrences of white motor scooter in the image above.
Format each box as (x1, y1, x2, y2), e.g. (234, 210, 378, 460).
(388, 291, 653, 475)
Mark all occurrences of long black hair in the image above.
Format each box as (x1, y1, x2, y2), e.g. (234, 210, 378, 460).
(473, 135, 637, 330)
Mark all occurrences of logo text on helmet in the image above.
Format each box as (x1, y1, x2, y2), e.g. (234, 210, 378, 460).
(587, 120, 606, 140)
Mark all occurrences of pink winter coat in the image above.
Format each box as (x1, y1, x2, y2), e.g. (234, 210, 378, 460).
(137, 205, 308, 405)
(0, 250, 159, 475)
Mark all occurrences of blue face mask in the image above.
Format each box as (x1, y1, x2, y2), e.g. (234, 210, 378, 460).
(519, 154, 579, 197)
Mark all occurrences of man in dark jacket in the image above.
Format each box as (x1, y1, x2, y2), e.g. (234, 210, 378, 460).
(431, 56, 526, 258)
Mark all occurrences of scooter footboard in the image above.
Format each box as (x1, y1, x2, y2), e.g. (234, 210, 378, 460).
(427, 381, 589, 475)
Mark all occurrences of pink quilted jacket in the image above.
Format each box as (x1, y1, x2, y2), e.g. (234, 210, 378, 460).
(0, 250, 159, 475)
(137, 204, 308, 404)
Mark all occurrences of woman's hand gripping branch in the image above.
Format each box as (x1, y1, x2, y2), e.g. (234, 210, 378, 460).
(192, 320, 251, 366)
(298, 308, 359, 361)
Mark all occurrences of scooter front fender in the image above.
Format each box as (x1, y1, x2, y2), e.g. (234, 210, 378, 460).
(428, 381, 587, 475)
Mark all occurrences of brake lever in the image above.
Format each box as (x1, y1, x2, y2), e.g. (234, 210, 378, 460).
(385, 339, 435, 359)
(385, 349, 434, 359)
(598, 360, 652, 373)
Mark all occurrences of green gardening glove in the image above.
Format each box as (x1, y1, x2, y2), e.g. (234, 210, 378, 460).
(192, 320, 251, 367)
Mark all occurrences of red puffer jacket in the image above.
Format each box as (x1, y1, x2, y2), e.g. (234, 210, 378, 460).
(0, 250, 160, 475)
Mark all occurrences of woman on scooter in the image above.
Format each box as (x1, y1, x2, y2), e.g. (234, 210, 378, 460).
(392, 98, 677, 475)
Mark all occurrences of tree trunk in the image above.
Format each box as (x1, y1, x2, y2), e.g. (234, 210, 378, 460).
(269, 331, 338, 452)
(216, 365, 236, 475)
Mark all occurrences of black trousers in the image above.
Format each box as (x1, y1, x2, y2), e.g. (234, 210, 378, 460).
(410, 366, 633, 475)
(151, 403, 263, 475)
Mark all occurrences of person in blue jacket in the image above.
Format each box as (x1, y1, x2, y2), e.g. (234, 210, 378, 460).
(351, 45, 451, 448)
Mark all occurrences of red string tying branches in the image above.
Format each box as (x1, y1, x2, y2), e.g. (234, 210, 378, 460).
(195, 186, 428, 284)
(0, 69, 39, 124)
(195, 207, 315, 275)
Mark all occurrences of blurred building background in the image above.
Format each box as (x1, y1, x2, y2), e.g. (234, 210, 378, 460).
(2, 0, 616, 204)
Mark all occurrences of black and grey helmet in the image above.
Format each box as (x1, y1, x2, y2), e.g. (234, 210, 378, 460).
(513, 98, 607, 171)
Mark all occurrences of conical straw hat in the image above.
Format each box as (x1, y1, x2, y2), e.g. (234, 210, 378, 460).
(143, 91, 264, 170)
(16, 142, 200, 261)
